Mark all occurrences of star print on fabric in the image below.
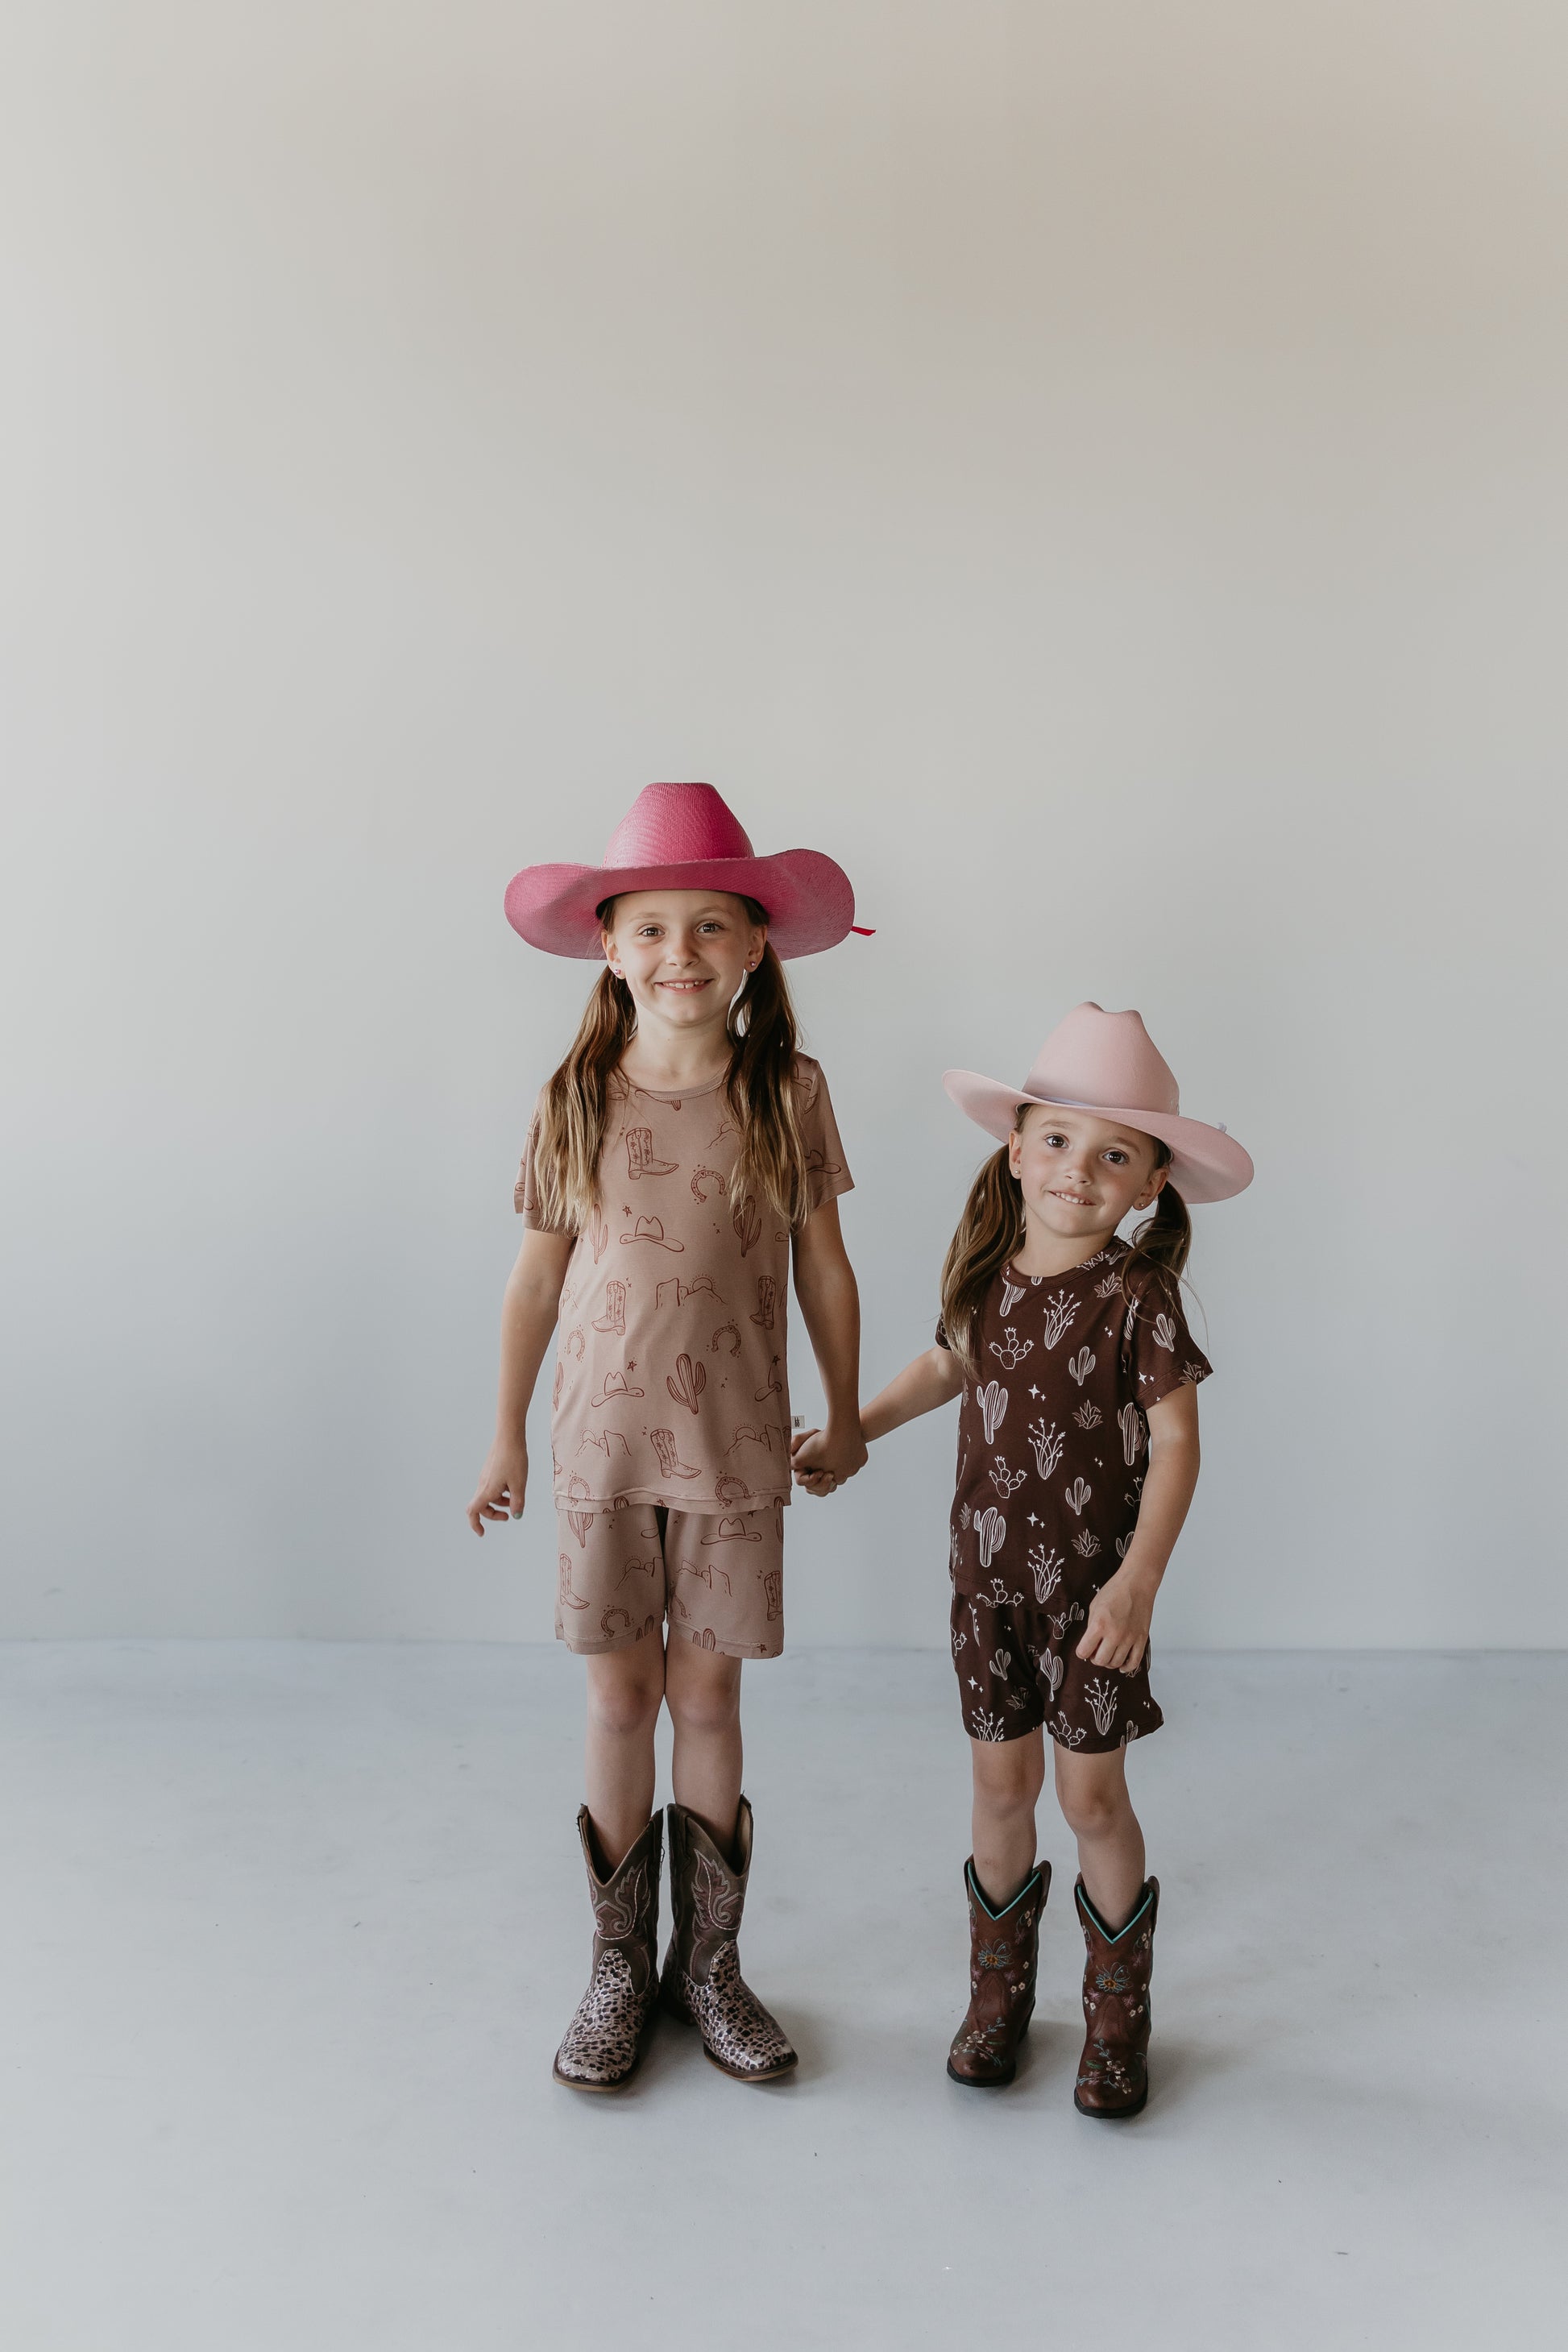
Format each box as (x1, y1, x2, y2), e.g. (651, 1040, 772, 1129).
(1027, 1513, 1040, 1528)
(1028, 1385, 1043, 1400)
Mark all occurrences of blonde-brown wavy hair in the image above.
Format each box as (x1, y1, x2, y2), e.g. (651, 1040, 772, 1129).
(529, 898, 811, 1234)
(939, 1110, 1191, 1375)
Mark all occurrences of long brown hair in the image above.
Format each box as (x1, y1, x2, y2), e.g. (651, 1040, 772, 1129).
(529, 901, 811, 1233)
(939, 1117, 1193, 1375)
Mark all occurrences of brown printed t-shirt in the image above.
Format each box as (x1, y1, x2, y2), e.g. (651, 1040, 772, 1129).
(518, 1057, 852, 1511)
(938, 1238, 1211, 1606)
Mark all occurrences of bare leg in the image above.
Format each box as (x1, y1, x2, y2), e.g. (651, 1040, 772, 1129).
(969, 1729, 1047, 1908)
(664, 1638, 744, 1855)
(583, 1645, 665, 1868)
(1054, 1744, 1147, 1930)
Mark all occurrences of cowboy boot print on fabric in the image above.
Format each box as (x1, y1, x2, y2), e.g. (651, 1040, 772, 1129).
(624, 1128, 678, 1181)
(661, 1799, 797, 2082)
(554, 1810, 663, 2092)
(648, 1429, 702, 1481)
(591, 1280, 628, 1335)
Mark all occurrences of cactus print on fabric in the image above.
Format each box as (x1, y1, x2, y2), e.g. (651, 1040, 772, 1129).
(940, 1240, 1210, 1751)
(518, 1059, 851, 1510)
(554, 1499, 786, 1658)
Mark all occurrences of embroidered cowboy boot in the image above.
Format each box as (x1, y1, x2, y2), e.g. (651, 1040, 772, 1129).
(660, 1798, 798, 2081)
(552, 1808, 662, 2092)
(1073, 1876, 1159, 2118)
(947, 1859, 1049, 2087)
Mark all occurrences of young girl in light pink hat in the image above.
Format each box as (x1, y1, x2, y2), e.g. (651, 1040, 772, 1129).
(468, 782, 868, 2091)
(845, 1002, 1251, 2117)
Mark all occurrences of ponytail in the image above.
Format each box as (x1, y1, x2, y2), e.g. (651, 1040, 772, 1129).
(530, 898, 810, 1234)
(1121, 1144, 1192, 1309)
(530, 967, 638, 1231)
(939, 1142, 1028, 1377)
(723, 930, 811, 1230)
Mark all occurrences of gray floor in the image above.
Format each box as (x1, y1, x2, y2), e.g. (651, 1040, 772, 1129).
(0, 1645, 1562, 2351)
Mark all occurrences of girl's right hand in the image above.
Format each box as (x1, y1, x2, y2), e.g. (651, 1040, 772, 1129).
(467, 1441, 528, 1536)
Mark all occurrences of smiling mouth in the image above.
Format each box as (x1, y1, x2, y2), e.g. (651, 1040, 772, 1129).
(1051, 1189, 1095, 1207)
(656, 977, 713, 993)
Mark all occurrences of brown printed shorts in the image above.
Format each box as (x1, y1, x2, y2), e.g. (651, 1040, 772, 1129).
(951, 1587, 1164, 1753)
(555, 1498, 786, 1659)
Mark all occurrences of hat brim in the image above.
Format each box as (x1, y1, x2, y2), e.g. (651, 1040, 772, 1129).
(943, 1069, 1254, 1205)
(504, 848, 856, 960)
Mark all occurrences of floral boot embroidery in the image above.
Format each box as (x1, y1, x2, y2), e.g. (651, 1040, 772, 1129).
(1072, 1875, 1159, 2118)
(553, 1808, 662, 2091)
(948, 1859, 1049, 2087)
(660, 1798, 797, 2081)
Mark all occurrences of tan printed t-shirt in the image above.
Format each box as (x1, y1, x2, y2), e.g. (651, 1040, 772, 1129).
(517, 1057, 852, 1511)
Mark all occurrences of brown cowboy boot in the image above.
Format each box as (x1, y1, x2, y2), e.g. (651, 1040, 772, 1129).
(947, 1858, 1049, 2086)
(660, 1798, 798, 2082)
(1073, 1876, 1159, 2118)
(552, 1808, 662, 2092)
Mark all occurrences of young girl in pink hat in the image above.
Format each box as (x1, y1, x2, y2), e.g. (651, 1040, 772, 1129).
(840, 1003, 1251, 2117)
(468, 782, 868, 2091)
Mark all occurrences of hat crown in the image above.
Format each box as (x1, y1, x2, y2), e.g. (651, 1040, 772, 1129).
(604, 782, 753, 873)
(1023, 1003, 1180, 1118)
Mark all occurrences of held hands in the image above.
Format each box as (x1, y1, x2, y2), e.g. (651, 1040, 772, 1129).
(790, 1419, 869, 1499)
(1075, 1561, 1158, 1674)
(467, 1441, 529, 1536)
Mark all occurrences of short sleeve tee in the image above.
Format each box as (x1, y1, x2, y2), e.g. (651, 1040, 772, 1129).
(517, 1057, 852, 1510)
(937, 1238, 1210, 1602)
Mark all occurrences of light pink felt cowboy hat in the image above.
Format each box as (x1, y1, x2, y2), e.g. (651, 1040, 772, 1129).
(504, 781, 865, 960)
(944, 1002, 1253, 1204)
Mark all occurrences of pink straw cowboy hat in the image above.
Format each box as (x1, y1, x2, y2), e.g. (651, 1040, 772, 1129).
(504, 781, 866, 960)
(944, 1002, 1253, 1205)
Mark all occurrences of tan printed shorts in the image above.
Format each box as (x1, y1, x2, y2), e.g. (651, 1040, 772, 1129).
(554, 1498, 786, 1659)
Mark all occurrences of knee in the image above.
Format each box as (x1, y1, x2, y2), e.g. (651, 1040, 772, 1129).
(1059, 1784, 1131, 1843)
(666, 1661, 741, 1739)
(973, 1750, 1045, 1816)
(587, 1668, 662, 1740)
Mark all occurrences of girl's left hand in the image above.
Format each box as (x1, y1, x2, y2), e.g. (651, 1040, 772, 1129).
(1075, 1566, 1157, 1674)
(790, 1421, 869, 1498)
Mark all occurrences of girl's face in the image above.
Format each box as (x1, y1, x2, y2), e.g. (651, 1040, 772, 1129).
(603, 890, 766, 1032)
(1009, 1105, 1167, 1244)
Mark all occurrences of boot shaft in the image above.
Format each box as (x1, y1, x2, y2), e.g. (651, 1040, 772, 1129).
(665, 1798, 751, 1986)
(578, 1807, 662, 1994)
(948, 1858, 1050, 2088)
(1075, 1877, 1159, 2041)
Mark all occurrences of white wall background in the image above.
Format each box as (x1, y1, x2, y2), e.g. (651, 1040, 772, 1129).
(3, 1, 1564, 1646)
